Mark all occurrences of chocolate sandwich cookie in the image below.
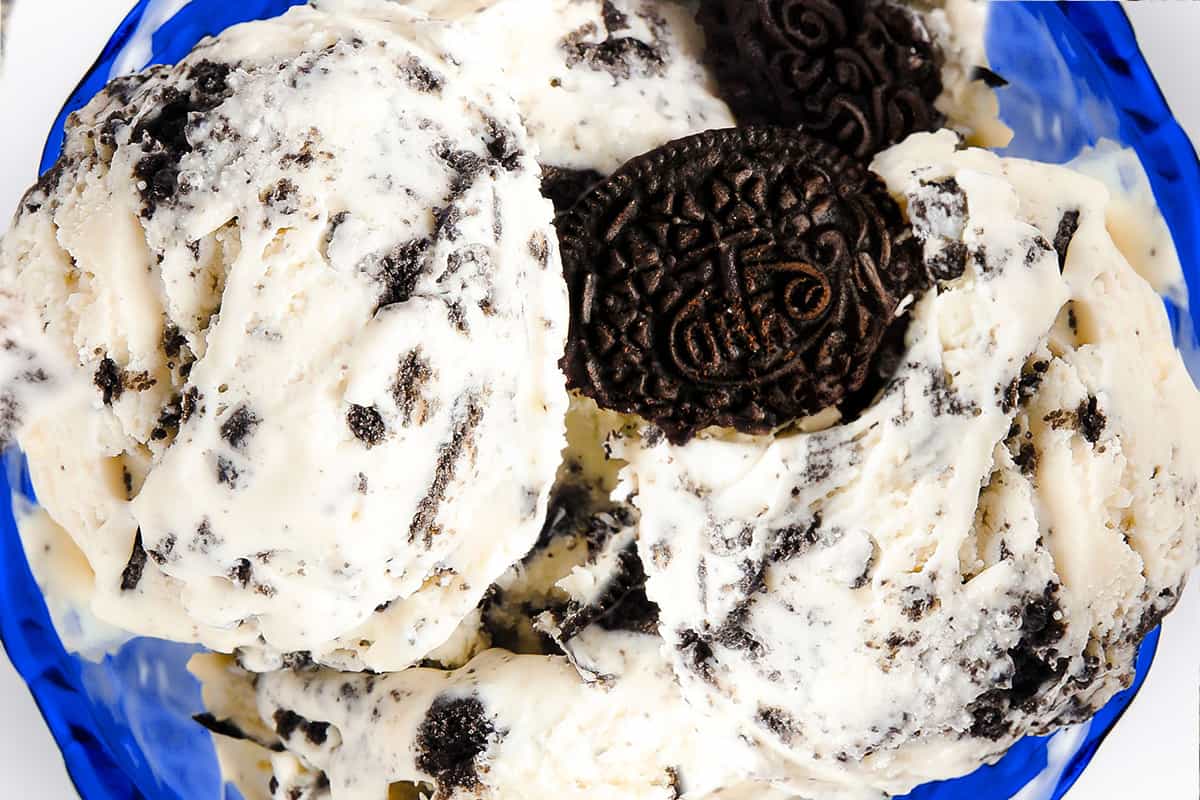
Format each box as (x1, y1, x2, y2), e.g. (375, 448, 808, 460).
(558, 126, 925, 443)
(697, 0, 945, 159)
(541, 165, 606, 213)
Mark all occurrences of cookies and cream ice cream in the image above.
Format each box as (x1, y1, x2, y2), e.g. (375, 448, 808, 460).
(610, 130, 1199, 795)
(2, 1, 1198, 799)
(1, 2, 571, 671)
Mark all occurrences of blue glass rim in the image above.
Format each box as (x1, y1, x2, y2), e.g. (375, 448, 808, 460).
(1, 2, 1196, 799)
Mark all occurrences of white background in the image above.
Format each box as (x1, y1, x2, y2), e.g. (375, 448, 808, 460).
(0, 2, 1197, 798)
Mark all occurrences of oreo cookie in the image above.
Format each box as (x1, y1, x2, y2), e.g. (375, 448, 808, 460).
(697, 0, 944, 159)
(541, 165, 605, 214)
(558, 127, 924, 443)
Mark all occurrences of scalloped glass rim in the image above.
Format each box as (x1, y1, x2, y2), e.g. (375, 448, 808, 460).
(1, 1, 1196, 799)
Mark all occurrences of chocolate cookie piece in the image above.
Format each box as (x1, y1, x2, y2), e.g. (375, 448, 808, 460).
(131, 60, 235, 215)
(559, 127, 925, 443)
(552, 542, 660, 641)
(416, 695, 499, 793)
(541, 165, 605, 213)
(697, 0, 944, 159)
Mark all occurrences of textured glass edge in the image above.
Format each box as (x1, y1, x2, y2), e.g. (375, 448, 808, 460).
(1010, 4, 1200, 792)
(0, 1, 1191, 799)
(0, 454, 145, 798)
(1045, 1, 1200, 320)
(1, 8, 159, 799)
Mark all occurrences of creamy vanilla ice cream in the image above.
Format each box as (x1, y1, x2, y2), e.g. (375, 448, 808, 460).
(1, 3, 571, 671)
(2, 1, 1198, 799)
(186, 128, 1200, 800)
(612, 130, 1200, 795)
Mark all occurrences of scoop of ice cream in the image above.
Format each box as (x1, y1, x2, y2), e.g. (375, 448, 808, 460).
(195, 628, 774, 800)
(611, 130, 1200, 795)
(1, 3, 569, 670)
(371, 0, 736, 175)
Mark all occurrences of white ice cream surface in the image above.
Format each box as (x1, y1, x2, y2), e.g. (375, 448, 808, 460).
(918, 0, 1012, 149)
(613, 130, 1200, 795)
(1067, 139, 1186, 301)
(196, 626, 772, 800)
(10, 499, 134, 659)
(198, 130, 1200, 800)
(362, 0, 735, 175)
(1, 3, 570, 671)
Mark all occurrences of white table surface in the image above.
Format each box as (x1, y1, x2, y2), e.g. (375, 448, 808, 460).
(0, 2, 1197, 798)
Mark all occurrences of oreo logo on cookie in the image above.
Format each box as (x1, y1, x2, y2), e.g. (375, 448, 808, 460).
(558, 127, 925, 443)
(697, 0, 945, 159)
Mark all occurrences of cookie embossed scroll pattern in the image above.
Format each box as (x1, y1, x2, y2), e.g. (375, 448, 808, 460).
(559, 127, 926, 443)
(698, 0, 945, 159)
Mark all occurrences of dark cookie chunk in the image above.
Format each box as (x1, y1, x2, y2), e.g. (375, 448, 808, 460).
(559, 127, 925, 443)
(193, 713, 250, 742)
(229, 558, 253, 587)
(147, 534, 176, 566)
(925, 368, 978, 417)
(393, 349, 433, 427)
(181, 387, 203, 423)
(416, 696, 499, 794)
(162, 324, 188, 359)
(131, 60, 234, 215)
(554, 543, 660, 640)
(347, 404, 386, 447)
(193, 518, 220, 553)
(970, 65, 1009, 88)
(264, 179, 299, 216)
(21, 160, 66, 214)
(281, 651, 317, 671)
(274, 708, 316, 742)
(120, 529, 148, 591)
(271, 707, 332, 747)
(712, 600, 765, 657)
(908, 177, 967, 243)
(216, 455, 240, 488)
(193, 713, 285, 753)
(676, 628, 717, 683)
(483, 116, 524, 173)
(401, 55, 445, 94)
(927, 241, 968, 281)
(770, 515, 822, 561)
(1053, 209, 1080, 272)
(1077, 395, 1105, 444)
(152, 396, 183, 442)
(968, 584, 1068, 739)
(1014, 441, 1038, 476)
(304, 721, 331, 746)
(375, 238, 431, 311)
(133, 153, 181, 213)
(540, 165, 605, 213)
(561, 7, 668, 82)
(94, 357, 124, 405)
(220, 405, 260, 449)
(999, 360, 1047, 414)
(697, 0, 945, 159)
(755, 705, 800, 744)
(601, 0, 630, 32)
(409, 399, 484, 546)
(532, 482, 604, 553)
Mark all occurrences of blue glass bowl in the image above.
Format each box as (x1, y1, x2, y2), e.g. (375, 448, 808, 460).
(2, 2, 1197, 799)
